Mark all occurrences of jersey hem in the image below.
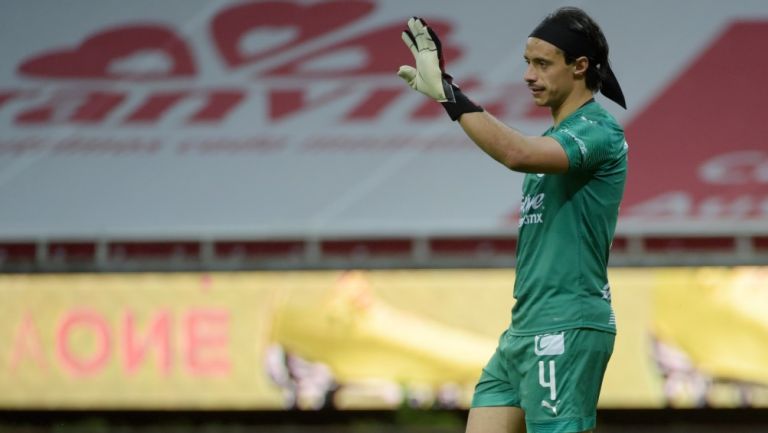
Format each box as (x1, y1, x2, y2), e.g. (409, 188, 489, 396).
(507, 322, 616, 336)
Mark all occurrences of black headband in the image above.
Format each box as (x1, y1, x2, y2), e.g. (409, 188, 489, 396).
(529, 20, 626, 109)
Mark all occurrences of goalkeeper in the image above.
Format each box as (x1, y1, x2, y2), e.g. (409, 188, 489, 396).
(398, 7, 627, 433)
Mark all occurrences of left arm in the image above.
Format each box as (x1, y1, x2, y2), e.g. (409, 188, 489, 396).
(396, 18, 568, 174)
(457, 111, 569, 173)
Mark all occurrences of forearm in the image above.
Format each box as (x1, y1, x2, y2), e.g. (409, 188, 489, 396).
(394, 18, 567, 173)
(456, 111, 569, 173)
(458, 111, 532, 170)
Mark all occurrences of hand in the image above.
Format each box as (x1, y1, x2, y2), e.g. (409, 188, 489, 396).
(397, 17, 455, 103)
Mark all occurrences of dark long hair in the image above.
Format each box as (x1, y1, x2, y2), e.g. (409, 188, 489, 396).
(540, 7, 610, 92)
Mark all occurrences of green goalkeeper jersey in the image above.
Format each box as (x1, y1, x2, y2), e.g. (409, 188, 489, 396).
(509, 100, 627, 336)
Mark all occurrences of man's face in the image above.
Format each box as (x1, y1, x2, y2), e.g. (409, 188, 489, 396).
(523, 37, 576, 108)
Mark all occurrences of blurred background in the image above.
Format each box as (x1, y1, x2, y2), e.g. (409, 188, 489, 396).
(1, 0, 767, 432)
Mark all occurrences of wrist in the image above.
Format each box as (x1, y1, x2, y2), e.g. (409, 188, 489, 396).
(441, 84, 484, 121)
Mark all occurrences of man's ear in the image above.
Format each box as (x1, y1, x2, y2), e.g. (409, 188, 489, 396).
(573, 56, 589, 78)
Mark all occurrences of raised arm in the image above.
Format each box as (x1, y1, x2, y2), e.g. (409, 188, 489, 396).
(397, 17, 568, 174)
(457, 111, 568, 173)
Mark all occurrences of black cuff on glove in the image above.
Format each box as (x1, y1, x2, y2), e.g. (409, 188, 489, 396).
(441, 84, 483, 121)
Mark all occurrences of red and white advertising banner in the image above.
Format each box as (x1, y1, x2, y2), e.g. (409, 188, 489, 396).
(1, 0, 766, 239)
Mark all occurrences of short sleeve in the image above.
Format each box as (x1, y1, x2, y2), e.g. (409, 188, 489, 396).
(548, 116, 617, 172)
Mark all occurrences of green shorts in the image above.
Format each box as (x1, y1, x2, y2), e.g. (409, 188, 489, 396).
(472, 328, 615, 433)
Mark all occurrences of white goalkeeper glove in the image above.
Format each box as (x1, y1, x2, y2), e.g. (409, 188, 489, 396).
(397, 17, 455, 103)
(397, 17, 483, 120)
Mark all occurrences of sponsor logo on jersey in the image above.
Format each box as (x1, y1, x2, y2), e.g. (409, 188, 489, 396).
(519, 193, 545, 227)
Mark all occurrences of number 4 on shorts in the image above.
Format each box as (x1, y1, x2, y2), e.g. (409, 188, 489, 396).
(538, 360, 557, 400)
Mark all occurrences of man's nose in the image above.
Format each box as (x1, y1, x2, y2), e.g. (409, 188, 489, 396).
(524, 64, 536, 83)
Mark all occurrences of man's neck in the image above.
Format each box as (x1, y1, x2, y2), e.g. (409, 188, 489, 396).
(551, 89, 595, 126)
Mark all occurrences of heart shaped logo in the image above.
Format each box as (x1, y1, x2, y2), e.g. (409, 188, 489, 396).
(260, 21, 460, 77)
(211, 0, 374, 68)
(18, 24, 196, 80)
